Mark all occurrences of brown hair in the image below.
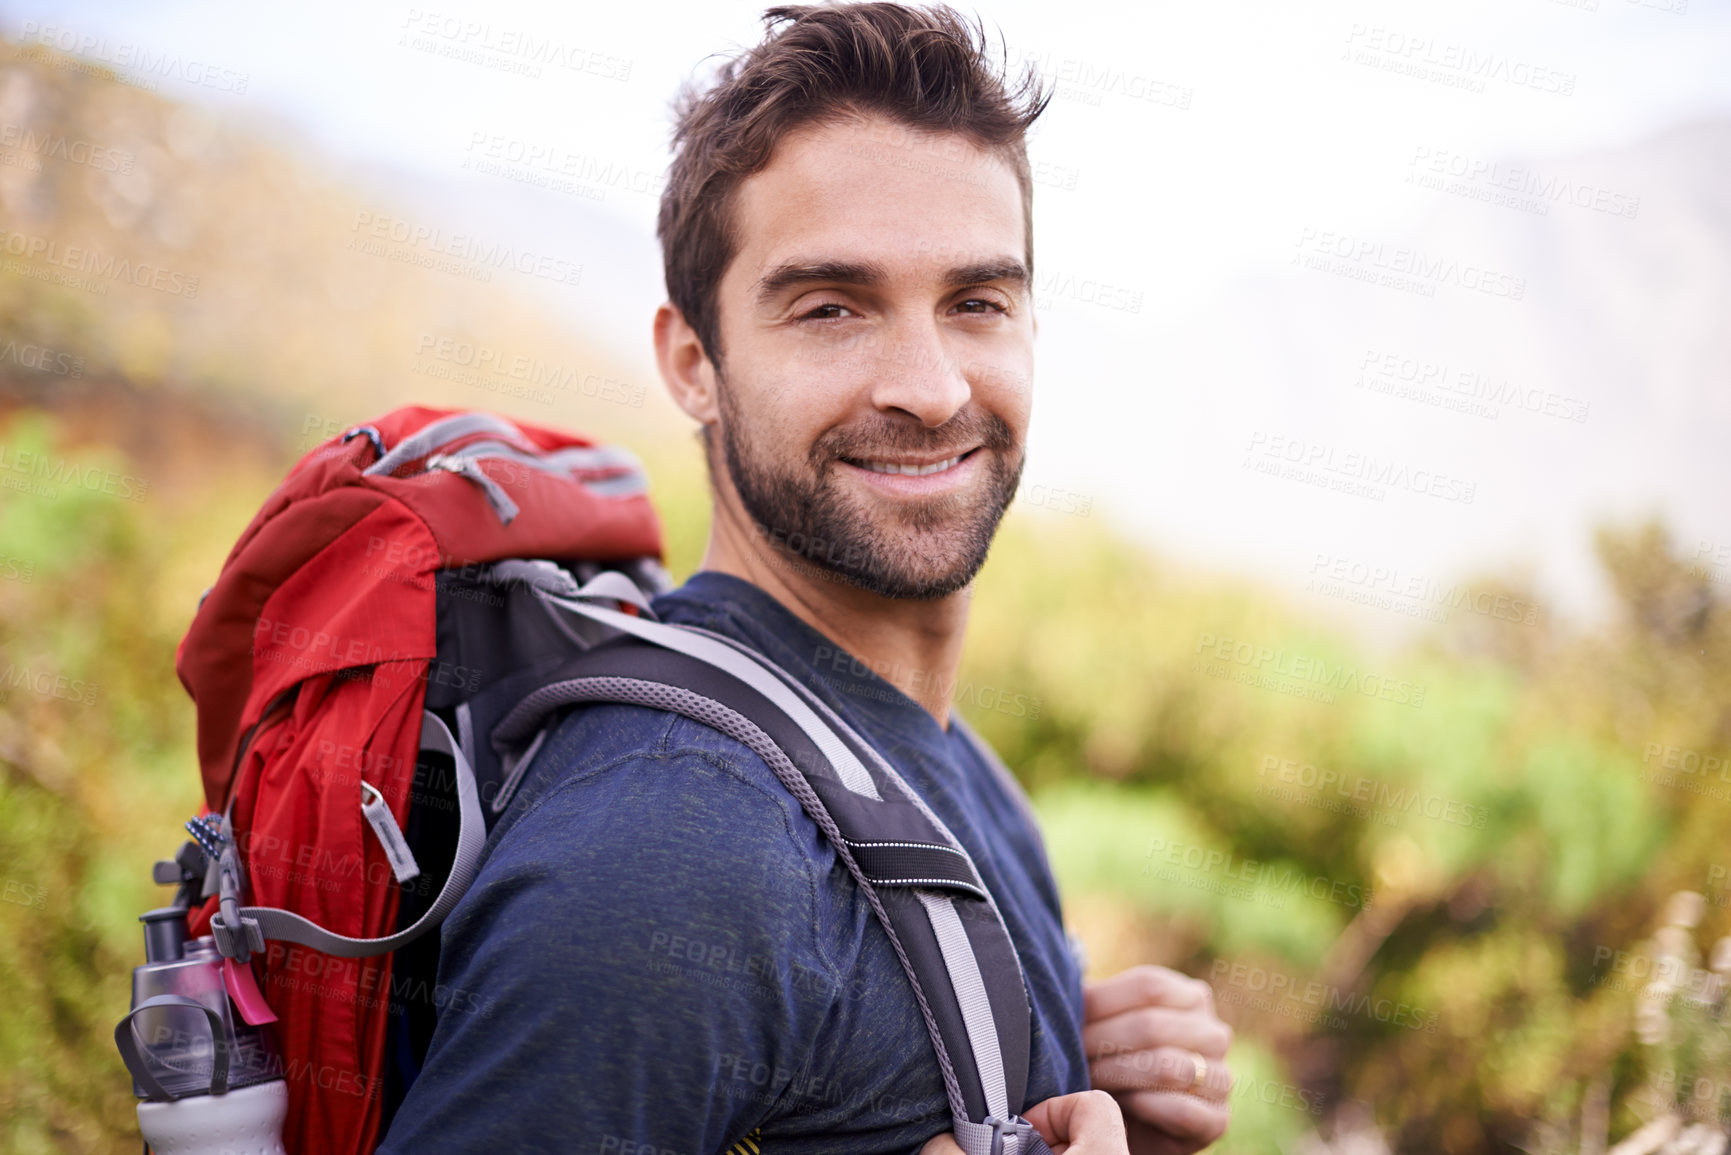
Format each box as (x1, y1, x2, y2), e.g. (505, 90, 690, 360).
(657, 2, 1050, 367)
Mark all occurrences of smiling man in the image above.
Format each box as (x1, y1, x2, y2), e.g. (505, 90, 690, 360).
(376, 6, 1231, 1155)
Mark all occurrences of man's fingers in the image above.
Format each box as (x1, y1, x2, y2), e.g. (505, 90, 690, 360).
(1082, 1005, 1234, 1060)
(1090, 1047, 1233, 1102)
(1082, 965, 1210, 1022)
(919, 1131, 967, 1155)
(1024, 1089, 1130, 1154)
(1119, 1090, 1232, 1148)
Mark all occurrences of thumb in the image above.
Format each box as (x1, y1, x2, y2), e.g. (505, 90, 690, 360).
(1023, 1090, 1129, 1154)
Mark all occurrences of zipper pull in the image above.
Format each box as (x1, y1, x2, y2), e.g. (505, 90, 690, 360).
(425, 453, 520, 525)
(360, 779, 421, 884)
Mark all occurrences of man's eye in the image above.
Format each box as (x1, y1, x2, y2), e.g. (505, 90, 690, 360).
(955, 297, 1007, 314)
(800, 303, 853, 320)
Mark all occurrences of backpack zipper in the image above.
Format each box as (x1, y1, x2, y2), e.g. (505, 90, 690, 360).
(370, 418, 648, 525)
(423, 453, 520, 525)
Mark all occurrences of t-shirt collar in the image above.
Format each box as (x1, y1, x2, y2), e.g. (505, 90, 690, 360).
(650, 569, 957, 745)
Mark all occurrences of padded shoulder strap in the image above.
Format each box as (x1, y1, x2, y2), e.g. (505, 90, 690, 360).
(498, 586, 1055, 1154)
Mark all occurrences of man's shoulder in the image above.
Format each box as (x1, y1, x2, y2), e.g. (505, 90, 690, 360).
(505, 696, 789, 796)
(491, 700, 815, 858)
(442, 698, 848, 986)
(466, 701, 844, 937)
(384, 703, 857, 1154)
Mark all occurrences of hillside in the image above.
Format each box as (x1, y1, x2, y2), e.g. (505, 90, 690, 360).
(0, 34, 673, 455)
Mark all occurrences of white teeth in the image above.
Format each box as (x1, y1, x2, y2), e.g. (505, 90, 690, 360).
(861, 455, 962, 477)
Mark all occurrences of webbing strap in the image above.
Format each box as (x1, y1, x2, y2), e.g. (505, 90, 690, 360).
(214, 712, 485, 959)
(490, 561, 654, 616)
(920, 892, 1010, 1123)
(114, 994, 229, 1102)
(540, 585, 883, 800)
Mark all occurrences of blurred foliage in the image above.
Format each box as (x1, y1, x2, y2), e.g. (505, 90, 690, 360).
(0, 411, 279, 1153)
(1624, 892, 1731, 1153)
(960, 508, 1728, 1153)
(3, 30, 1730, 1155)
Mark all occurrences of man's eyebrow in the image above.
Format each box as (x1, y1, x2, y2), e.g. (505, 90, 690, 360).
(945, 259, 1029, 290)
(753, 257, 1030, 305)
(754, 260, 888, 305)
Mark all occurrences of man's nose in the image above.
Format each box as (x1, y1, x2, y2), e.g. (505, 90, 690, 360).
(867, 323, 971, 428)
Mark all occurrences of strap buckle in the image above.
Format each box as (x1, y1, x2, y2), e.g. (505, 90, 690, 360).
(210, 837, 264, 962)
(209, 910, 265, 960)
(983, 1114, 1047, 1155)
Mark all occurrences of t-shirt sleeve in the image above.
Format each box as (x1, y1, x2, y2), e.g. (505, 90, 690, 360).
(376, 727, 844, 1155)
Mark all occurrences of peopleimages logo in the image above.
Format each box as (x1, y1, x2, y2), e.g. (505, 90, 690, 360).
(1031, 267, 1143, 314)
(0, 665, 101, 706)
(0, 230, 200, 298)
(1407, 146, 1640, 220)
(1194, 630, 1427, 708)
(412, 334, 645, 407)
(398, 10, 632, 81)
(0, 444, 149, 501)
(16, 21, 251, 94)
(1210, 958, 1440, 1033)
(0, 121, 135, 173)
(1244, 431, 1477, 506)
(1307, 551, 1541, 628)
(1001, 44, 1194, 110)
(346, 212, 583, 288)
(0, 340, 85, 378)
(1256, 754, 1487, 829)
(461, 131, 664, 200)
(809, 643, 1043, 721)
(1354, 346, 1591, 425)
(1144, 837, 1375, 910)
(1342, 24, 1576, 97)
(1643, 742, 1731, 782)
(1294, 227, 1525, 301)
(1, 878, 48, 912)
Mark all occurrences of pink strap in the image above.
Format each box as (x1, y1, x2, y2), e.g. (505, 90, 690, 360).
(223, 955, 278, 1025)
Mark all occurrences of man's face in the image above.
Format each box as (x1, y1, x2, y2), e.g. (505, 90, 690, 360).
(707, 113, 1034, 600)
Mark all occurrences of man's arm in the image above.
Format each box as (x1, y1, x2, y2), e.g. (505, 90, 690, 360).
(377, 716, 844, 1154)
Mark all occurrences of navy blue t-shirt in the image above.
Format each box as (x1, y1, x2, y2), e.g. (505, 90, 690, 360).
(377, 571, 1089, 1155)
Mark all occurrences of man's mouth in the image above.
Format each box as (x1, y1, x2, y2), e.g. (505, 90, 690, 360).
(842, 448, 978, 477)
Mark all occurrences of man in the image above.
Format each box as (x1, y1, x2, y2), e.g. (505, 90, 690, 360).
(377, 5, 1231, 1153)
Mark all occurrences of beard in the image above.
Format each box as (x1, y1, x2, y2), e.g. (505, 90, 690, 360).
(714, 376, 1024, 600)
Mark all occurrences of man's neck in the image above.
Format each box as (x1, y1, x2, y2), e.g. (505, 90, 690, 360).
(697, 500, 971, 730)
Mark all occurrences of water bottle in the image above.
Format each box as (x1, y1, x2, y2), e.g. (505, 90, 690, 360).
(114, 907, 289, 1155)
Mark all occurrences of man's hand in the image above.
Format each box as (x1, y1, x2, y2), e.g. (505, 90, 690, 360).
(920, 1090, 1129, 1155)
(1081, 965, 1233, 1155)
(1024, 1091, 1131, 1154)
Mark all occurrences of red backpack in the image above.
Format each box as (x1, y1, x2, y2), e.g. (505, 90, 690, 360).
(171, 406, 663, 1151)
(126, 405, 1055, 1155)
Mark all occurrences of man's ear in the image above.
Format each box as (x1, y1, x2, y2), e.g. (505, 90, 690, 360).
(654, 302, 721, 425)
